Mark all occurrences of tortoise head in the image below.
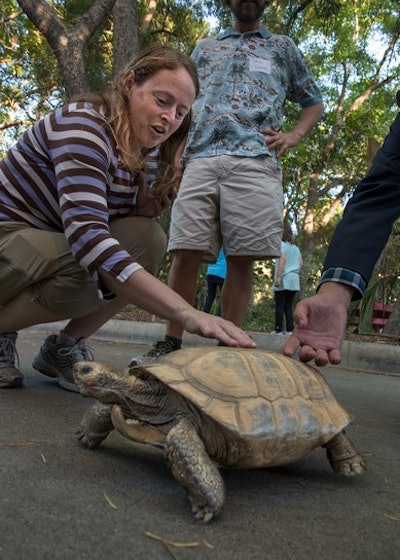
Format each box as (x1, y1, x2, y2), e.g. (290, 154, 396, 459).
(73, 361, 138, 404)
(74, 361, 172, 422)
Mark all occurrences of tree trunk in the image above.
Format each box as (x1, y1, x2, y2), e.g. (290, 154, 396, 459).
(383, 298, 400, 334)
(17, 0, 117, 97)
(112, 0, 139, 77)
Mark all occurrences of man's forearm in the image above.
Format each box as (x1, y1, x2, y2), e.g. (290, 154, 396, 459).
(317, 281, 354, 309)
(290, 102, 324, 141)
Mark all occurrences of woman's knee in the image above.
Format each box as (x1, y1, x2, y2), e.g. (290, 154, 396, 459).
(30, 273, 102, 318)
(110, 216, 167, 275)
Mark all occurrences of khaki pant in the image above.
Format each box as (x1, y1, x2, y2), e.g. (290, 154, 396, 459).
(0, 217, 167, 317)
(169, 155, 283, 262)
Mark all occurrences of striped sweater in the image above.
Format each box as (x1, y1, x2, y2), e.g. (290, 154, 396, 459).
(0, 102, 157, 295)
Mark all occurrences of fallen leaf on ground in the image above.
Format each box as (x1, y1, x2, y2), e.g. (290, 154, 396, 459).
(103, 492, 118, 509)
(0, 442, 37, 447)
(145, 532, 199, 548)
(384, 513, 400, 521)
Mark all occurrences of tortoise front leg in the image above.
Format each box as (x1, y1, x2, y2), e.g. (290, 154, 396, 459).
(166, 418, 225, 522)
(77, 402, 114, 449)
(324, 431, 367, 476)
(111, 405, 166, 448)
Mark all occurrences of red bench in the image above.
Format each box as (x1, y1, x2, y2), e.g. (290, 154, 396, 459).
(371, 301, 394, 330)
(349, 301, 394, 331)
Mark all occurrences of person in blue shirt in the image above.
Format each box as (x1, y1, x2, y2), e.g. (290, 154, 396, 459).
(272, 222, 302, 334)
(132, 0, 323, 361)
(203, 249, 227, 316)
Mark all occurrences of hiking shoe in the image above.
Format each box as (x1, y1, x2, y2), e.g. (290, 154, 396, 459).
(129, 339, 180, 367)
(0, 333, 23, 388)
(32, 334, 94, 392)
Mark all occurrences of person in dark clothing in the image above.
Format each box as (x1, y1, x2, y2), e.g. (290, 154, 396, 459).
(284, 90, 400, 366)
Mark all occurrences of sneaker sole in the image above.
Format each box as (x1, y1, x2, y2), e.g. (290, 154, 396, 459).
(0, 375, 24, 388)
(32, 356, 57, 378)
(129, 346, 180, 367)
(32, 357, 79, 392)
(57, 376, 80, 393)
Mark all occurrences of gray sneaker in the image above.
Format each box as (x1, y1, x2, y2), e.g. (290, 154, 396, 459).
(0, 333, 23, 388)
(129, 339, 180, 367)
(32, 334, 94, 392)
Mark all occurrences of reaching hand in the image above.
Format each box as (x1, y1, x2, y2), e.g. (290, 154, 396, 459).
(180, 309, 257, 349)
(283, 286, 353, 366)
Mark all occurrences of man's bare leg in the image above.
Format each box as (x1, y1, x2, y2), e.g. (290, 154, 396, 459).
(165, 249, 204, 339)
(220, 256, 254, 326)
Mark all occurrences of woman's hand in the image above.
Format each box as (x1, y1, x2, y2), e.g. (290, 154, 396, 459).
(178, 308, 257, 348)
(100, 268, 257, 349)
(135, 171, 179, 219)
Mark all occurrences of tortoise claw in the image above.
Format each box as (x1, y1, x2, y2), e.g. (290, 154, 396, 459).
(192, 504, 216, 523)
(325, 432, 367, 476)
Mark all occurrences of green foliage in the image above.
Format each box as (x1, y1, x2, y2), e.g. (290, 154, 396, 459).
(244, 260, 276, 331)
(0, 1, 60, 150)
(0, 0, 399, 322)
(138, 0, 210, 53)
(0, 0, 114, 150)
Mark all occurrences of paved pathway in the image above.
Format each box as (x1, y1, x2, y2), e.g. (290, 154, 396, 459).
(0, 330, 399, 560)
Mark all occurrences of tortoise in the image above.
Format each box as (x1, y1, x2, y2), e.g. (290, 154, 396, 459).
(73, 347, 366, 522)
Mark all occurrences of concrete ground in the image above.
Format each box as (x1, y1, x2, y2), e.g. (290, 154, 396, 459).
(0, 323, 399, 560)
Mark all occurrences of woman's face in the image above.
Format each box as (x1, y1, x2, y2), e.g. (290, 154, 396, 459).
(128, 67, 197, 151)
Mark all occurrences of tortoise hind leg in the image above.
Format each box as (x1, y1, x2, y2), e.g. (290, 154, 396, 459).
(324, 431, 367, 476)
(166, 418, 225, 522)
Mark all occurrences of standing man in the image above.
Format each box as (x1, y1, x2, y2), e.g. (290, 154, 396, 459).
(134, 0, 324, 360)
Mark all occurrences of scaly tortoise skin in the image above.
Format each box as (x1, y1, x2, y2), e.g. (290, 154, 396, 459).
(74, 347, 366, 522)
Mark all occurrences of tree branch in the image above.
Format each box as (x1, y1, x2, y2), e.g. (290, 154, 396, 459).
(17, 0, 66, 48)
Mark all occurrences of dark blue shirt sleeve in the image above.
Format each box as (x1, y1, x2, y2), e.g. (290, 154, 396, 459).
(320, 94, 400, 299)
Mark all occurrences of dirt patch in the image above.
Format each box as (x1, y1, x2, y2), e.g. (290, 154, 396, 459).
(344, 332, 400, 345)
(115, 305, 400, 346)
(115, 304, 166, 324)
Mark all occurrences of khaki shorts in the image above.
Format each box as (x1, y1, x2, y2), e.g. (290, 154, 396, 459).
(168, 155, 283, 262)
(0, 217, 166, 317)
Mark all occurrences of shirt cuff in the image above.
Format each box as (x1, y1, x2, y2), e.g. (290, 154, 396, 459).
(318, 267, 366, 300)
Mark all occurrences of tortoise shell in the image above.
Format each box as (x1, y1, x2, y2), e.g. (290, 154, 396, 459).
(143, 347, 351, 467)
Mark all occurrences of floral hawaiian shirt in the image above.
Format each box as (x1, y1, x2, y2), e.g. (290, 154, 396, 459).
(184, 26, 323, 160)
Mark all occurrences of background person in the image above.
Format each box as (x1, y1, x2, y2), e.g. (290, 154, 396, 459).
(203, 248, 227, 316)
(284, 90, 400, 366)
(0, 45, 255, 391)
(133, 0, 323, 361)
(272, 222, 302, 334)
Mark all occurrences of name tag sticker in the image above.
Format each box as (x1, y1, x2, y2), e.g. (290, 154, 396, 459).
(249, 58, 271, 74)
